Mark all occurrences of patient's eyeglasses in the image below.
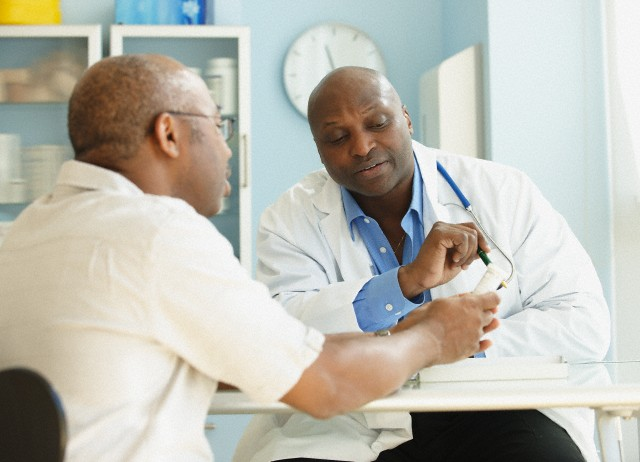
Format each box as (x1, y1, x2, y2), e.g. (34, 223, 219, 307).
(167, 111, 236, 141)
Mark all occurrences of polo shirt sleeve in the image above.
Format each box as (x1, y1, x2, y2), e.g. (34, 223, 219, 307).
(148, 208, 325, 404)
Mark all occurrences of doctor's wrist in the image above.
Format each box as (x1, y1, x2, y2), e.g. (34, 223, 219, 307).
(398, 264, 429, 299)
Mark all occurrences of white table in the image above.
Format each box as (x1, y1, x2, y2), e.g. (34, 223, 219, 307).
(209, 361, 640, 462)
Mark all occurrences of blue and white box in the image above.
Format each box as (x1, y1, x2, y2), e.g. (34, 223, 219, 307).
(115, 0, 211, 25)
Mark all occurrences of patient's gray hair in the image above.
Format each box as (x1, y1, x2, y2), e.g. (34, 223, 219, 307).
(68, 54, 196, 164)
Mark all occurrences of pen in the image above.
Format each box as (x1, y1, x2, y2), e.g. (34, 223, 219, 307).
(477, 248, 492, 266)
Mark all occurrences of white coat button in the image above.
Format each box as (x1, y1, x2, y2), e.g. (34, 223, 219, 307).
(385, 303, 393, 311)
(380, 247, 387, 253)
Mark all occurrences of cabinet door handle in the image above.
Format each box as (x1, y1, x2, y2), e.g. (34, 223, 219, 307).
(240, 133, 250, 189)
(204, 422, 217, 431)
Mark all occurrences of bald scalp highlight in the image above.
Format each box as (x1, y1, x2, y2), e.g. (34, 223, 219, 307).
(67, 54, 196, 164)
(307, 66, 401, 131)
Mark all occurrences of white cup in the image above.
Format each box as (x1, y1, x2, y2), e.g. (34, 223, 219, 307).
(0, 134, 22, 203)
(22, 144, 72, 201)
(204, 57, 237, 116)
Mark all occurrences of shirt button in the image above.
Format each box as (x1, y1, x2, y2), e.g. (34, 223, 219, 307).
(385, 303, 393, 311)
(380, 247, 387, 253)
(364, 218, 371, 224)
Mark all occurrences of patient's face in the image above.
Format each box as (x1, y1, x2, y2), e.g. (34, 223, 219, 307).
(178, 76, 233, 217)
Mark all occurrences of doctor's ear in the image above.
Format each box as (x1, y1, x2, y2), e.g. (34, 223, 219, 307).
(152, 112, 180, 159)
(402, 105, 414, 135)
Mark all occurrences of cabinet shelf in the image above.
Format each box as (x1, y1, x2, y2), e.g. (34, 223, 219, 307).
(0, 25, 102, 216)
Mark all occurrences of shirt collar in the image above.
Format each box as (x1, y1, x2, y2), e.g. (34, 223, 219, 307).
(55, 159, 143, 196)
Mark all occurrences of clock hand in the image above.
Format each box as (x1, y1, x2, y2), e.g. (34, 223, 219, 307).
(324, 45, 336, 69)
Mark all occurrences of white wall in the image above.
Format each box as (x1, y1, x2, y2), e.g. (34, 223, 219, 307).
(605, 0, 640, 360)
(604, 0, 640, 458)
(485, 0, 613, 302)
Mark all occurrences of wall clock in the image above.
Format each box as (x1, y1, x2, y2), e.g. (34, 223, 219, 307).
(283, 22, 387, 117)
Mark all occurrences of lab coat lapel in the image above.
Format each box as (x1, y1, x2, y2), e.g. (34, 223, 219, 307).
(314, 174, 374, 281)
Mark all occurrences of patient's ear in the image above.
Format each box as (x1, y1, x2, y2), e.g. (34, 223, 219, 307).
(152, 112, 180, 159)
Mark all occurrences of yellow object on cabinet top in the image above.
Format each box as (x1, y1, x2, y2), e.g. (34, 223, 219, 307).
(0, 0, 61, 25)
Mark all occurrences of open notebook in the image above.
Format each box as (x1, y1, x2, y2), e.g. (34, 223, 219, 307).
(419, 356, 568, 382)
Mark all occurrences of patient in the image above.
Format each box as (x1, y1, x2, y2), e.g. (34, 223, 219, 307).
(0, 55, 499, 461)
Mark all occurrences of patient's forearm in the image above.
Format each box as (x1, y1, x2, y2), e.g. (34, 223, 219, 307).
(280, 292, 499, 419)
(280, 329, 432, 419)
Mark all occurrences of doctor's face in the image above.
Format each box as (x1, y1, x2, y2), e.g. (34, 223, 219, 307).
(308, 68, 415, 201)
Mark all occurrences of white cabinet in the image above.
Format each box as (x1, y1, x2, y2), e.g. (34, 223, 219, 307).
(110, 25, 252, 270)
(0, 25, 101, 221)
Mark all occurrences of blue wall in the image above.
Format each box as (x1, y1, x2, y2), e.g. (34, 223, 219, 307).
(241, 0, 443, 245)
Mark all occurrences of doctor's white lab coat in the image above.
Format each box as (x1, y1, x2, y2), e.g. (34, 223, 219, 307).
(234, 141, 610, 462)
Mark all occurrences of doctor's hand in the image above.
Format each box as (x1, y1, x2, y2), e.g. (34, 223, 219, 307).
(397, 221, 490, 299)
(392, 292, 500, 365)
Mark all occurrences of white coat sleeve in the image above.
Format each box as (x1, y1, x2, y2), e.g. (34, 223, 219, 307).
(484, 171, 611, 362)
(256, 200, 371, 334)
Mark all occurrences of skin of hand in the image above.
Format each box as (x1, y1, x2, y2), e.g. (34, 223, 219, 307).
(397, 221, 491, 299)
(280, 292, 499, 419)
(390, 292, 500, 364)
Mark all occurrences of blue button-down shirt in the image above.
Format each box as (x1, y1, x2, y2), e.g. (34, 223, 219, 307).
(342, 156, 433, 331)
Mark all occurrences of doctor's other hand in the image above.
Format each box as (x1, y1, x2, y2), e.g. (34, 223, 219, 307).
(398, 221, 490, 299)
(393, 292, 500, 366)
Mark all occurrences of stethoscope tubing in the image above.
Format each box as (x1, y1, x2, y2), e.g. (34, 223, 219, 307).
(436, 161, 515, 284)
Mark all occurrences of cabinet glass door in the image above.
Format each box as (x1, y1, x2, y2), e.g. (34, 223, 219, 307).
(110, 25, 251, 269)
(0, 25, 101, 224)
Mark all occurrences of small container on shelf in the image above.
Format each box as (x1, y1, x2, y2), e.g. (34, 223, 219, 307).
(22, 144, 72, 201)
(0, 133, 23, 203)
(204, 57, 237, 116)
(0, 51, 85, 103)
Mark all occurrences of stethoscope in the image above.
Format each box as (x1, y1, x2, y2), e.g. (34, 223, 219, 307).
(436, 161, 515, 287)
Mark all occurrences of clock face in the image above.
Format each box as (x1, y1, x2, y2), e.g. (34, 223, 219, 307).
(283, 23, 386, 117)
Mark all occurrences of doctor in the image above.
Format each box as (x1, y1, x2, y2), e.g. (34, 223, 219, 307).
(234, 67, 610, 462)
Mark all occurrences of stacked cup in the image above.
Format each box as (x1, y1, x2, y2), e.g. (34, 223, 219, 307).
(0, 134, 26, 204)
